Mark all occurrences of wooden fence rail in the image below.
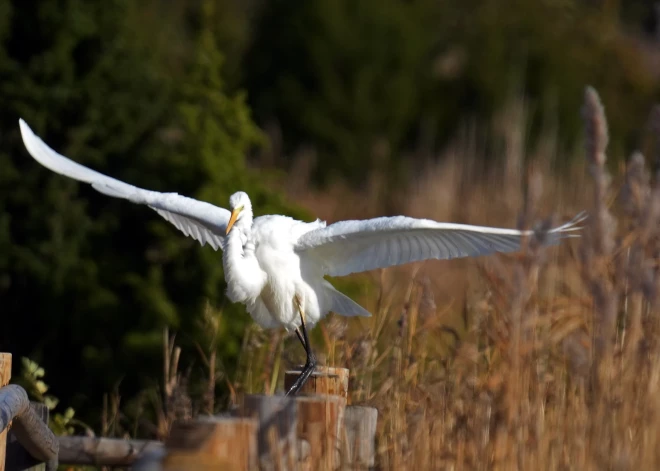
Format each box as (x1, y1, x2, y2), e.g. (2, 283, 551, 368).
(0, 354, 59, 471)
(1, 353, 377, 470)
(58, 436, 163, 467)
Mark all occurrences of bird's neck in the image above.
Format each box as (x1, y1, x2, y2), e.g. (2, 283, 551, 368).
(223, 220, 263, 303)
(224, 226, 249, 259)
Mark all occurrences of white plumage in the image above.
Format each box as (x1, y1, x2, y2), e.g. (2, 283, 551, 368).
(17, 117, 585, 329)
(18, 118, 583, 394)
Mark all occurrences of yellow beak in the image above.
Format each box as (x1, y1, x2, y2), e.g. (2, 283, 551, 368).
(226, 208, 241, 235)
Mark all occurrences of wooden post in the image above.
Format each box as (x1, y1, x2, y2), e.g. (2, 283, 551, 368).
(295, 395, 346, 471)
(234, 395, 297, 470)
(6, 403, 48, 471)
(162, 417, 258, 471)
(343, 406, 378, 469)
(284, 367, 349, 400)
(0, 353, 12, 471)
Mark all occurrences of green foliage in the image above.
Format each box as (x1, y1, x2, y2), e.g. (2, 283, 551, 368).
(244, 0, 439, 186)
(244, 0, 659, 183)
(444, 0, 658, 158)
(0, 0, 298, 429)
(18, 357, 78, 436)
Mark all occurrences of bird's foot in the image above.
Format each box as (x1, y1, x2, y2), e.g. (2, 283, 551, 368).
(284, 358, 317, 396)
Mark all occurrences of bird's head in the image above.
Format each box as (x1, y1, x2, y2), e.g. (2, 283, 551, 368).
(226, 191, 252, 235)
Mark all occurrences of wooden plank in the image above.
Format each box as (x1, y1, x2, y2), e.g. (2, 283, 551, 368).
(0, 353, 12, 471)
(6, 402, 48, 471)
(58, 436, 162, 467)
(10, 400, 58, 469)
(162, 417, 258, 470)
(295, 394, 346, 471)
(284, 366, 349, 400)
(343, 405, 378, 469)
(0, 386, 58, 470)
(234, 394, 298, 470)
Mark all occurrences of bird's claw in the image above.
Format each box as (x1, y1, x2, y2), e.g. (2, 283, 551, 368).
(284, 359, 317, 396)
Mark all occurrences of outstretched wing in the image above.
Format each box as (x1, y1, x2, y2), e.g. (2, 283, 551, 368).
(294, 213, 584, 277)
(19, 119, 230, 250)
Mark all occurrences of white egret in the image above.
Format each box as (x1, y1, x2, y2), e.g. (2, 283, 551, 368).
(18, 118, 583, 395)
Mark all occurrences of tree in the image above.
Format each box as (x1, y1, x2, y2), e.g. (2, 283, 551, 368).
(243, 0, 659, 183)
(243, 0, 439, 187)
(0, 0, 298, 429)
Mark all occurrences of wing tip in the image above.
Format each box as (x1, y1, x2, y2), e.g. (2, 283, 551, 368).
(18, 117, 33, 143)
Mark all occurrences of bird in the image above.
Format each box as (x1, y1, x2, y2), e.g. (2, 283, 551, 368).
(17, 118, 584, 396)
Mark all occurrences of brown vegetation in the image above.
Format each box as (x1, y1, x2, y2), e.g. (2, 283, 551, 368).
(230, 87, 660, 469)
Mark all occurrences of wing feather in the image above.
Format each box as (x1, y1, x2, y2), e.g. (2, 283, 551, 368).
(19, 119, 229, 250)
(419, 233, 431, 259)
(295, 214, 584, 277)
(401, 232, 411, 265)
(455, 232, 478, 254)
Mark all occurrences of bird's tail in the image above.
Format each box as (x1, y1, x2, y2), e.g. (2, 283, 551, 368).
(325, 282, 371, 317)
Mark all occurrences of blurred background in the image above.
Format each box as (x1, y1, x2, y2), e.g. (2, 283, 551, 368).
(1, 0, 660, 454)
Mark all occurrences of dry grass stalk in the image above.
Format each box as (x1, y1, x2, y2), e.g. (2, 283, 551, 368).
(580, 86, 617, 396)
(118, 89, 660, 470)
(262, 88, 660, 469)
(620, 152, 649, 357)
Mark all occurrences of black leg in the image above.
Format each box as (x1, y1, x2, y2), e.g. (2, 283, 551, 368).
(295, 327, 306, 350)
(285, 297, 317, 396)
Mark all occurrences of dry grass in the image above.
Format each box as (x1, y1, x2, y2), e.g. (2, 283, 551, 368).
(103, 86, 660, 470)
(231, 87, 660, 470)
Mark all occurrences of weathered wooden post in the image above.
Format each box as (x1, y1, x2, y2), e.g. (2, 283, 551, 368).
(161, 417, 258, 471)
(234, 395, 298, 470)
(285, 366, 378, 469)
(284, 367, 349, 400)
(138, 365, 376, 470)
(0, 353, 12, 471)
(295, 394, 346, 471)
